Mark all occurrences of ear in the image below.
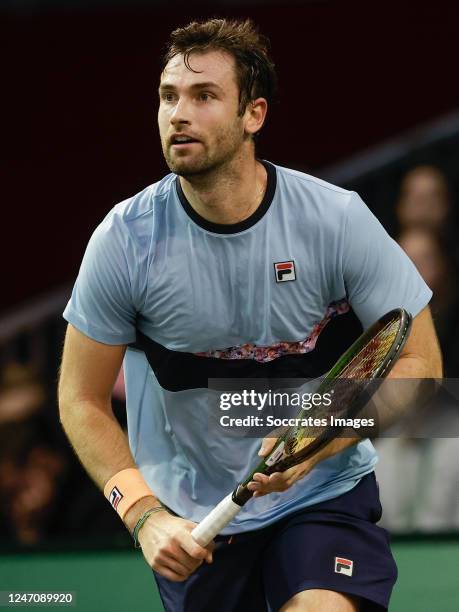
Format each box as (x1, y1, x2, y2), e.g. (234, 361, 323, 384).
(244, 97, 268, 136)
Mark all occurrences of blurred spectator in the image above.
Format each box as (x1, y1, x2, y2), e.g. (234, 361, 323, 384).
(398, 227, 459, 376)
(395, 165, 459, 271)
(0, 360, 128, 548)
(396, 165, 451, 234)
(0, 362, 67, 546)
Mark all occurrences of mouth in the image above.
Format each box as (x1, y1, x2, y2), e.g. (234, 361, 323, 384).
(170, 135, 201, 149)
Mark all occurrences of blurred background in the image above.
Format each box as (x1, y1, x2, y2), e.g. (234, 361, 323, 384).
(1, 0, 459, 610)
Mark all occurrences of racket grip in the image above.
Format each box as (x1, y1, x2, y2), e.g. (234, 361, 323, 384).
(191, 494, 241, 546)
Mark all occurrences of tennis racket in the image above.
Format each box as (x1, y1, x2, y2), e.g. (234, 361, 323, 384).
(191, 308, 412, 546)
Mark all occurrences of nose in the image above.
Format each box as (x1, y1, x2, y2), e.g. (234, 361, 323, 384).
(170, 96, 191, 127)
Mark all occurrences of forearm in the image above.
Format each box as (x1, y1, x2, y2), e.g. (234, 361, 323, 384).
(388, 352, 442, 380)
(59, 399, 160, 530)
(365, 350, 443, 431)
(60, 398, 135, 487)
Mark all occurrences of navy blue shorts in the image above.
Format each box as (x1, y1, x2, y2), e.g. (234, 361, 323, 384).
(153, 473, 397, 612)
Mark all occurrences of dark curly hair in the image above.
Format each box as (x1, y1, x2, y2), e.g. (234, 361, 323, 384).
(161, 18, 277, 117)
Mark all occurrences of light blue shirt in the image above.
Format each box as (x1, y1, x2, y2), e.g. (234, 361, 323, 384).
(63, 161, 431, 533)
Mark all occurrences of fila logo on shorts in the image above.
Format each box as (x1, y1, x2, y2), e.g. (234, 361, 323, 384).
(109, 486, 123, 510)
(334, 557, 354, 576)
(274, 260, 296, 283)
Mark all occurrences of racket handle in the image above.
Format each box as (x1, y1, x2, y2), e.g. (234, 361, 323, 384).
(191, 494, 241, 546)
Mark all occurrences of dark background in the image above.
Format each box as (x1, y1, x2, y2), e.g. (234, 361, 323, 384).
(2, 0, 458, 312)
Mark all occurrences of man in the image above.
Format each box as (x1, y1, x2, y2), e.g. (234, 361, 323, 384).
(58, 18, 442, 612)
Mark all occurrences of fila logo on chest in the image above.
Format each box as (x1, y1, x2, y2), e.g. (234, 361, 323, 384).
(274, 260, 296, 283)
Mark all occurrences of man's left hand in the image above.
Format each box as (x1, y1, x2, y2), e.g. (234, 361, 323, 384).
(247, 435, 358, 497)
(246, 437, 321, 497)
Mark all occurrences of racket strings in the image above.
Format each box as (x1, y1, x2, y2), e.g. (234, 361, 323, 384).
(321, 319, 400, 417)
(286, 318, 401, 449)
(338, 319, 400, 379)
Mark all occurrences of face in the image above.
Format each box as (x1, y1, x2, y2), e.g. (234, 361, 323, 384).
(158, 50, 251, 177)
(399, 230, 445, 289)
(398, 170, 449, 231)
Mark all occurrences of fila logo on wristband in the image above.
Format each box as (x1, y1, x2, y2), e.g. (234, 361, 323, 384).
(104, 468, 154, 520)
(334, 557, 354, 576)
(109, 486, 123, 510)
(274, 261, 296, 283)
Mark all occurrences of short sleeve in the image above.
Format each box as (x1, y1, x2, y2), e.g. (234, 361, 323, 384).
(342, 192, 432, 328)
(63, 212, 137, 345)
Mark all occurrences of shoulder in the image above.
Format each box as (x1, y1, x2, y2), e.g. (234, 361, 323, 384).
(92, 172, 176, 248)
(104, 172, 175, 228)
(270, 161, 360, 229)
(273, 162, 353, 200)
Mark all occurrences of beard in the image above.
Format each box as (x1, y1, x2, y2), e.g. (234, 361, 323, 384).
(161, 122, 247, 179)
(162, 145, 222, 178)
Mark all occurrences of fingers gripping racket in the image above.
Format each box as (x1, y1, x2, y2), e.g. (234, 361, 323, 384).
(191, 308, 412, 546)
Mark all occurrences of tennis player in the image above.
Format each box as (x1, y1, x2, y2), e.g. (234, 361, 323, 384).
(58, 18, 442, 612)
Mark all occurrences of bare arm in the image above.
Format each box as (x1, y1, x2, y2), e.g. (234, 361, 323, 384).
(58, 323, 212, 579)
(387, 305, 442, 379)
(250, 305, 443, 495)
(58, 324, 133, 487)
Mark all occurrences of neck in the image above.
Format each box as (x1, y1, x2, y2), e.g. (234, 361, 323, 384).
(178, 151, 267, 225)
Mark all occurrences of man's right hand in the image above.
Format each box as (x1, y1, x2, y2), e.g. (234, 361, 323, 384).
(138, 511, 214, 582)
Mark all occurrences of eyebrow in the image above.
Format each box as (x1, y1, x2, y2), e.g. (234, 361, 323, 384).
(158, 81, 224, 93)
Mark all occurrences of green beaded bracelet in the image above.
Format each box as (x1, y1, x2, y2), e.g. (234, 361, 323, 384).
(132, 506, 166, 548)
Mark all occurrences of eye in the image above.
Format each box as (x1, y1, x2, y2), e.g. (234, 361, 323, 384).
(199, 92, 212, 102)
(161, 92, 176, 102)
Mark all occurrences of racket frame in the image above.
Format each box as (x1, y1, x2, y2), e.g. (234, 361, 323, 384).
(234, 308, 412, 503)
